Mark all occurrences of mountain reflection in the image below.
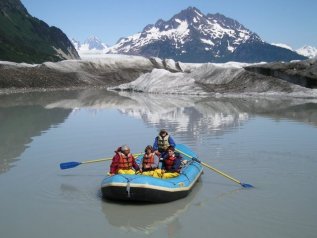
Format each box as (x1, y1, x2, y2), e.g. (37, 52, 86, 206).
(44, 89, 317, 135)
(0, 93, 72, 174)
(44, 89, 251, 138)
(1, 89, 317, 174)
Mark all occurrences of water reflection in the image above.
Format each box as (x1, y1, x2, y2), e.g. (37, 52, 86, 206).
(43, 89, 251, 139)
(0, 104, 71, 174)
(101, 181, 202, 235)
(43, 88, 317, 135)
(1, 89, 317, 174)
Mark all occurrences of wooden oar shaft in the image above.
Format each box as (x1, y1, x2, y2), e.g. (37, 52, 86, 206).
(175, 149, 193, 159)
(80, 153, 143, 165)
(81, 158, 112, 164)
(200, 162, 241, 185)
(175, 148, 242, 185)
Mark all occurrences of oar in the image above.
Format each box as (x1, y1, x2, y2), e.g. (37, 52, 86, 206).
(175, 148, 253, 188)
(60, 153, 144, 170)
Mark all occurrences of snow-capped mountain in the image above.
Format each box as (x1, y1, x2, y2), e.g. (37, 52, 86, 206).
(296, 46, 317, 59)
(108, 7, 306, 63)
(71, 36, 109, 58)
(271, 43, 317, 59)
(83, 36, 107, 50)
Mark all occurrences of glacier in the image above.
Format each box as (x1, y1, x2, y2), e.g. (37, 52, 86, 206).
(110, 59, 317, 98)
(1, 54, 316, 98)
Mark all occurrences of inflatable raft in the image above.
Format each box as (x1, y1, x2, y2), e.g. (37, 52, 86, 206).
(101, 144, 203, 202)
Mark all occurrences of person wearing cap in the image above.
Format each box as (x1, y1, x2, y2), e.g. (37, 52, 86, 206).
(109, 145, 140, 175)
(153, 129, 176, 160)
(153, 146, 182, 179)
(141, 145, 159, 176)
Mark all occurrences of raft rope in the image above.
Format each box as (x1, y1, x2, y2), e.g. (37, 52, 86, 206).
(118, 175, 136, 198)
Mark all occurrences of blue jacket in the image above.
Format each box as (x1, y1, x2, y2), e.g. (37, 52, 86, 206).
(153, 135, 176, 151)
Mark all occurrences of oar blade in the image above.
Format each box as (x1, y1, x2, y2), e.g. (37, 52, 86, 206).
(60, 162, 81, 170)
(241, 183, 254, 188)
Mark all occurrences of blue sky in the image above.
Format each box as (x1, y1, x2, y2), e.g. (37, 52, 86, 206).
(21, 0, 317, 49)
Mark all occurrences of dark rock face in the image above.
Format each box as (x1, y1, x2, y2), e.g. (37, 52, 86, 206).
(224, 41, 307, 63)
(109, 7, 306, 63)
(245, 59, 317, 88)
(0, 0, 79, 63)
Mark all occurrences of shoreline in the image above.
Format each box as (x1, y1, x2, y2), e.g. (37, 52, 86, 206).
(0, 85, 109, 95)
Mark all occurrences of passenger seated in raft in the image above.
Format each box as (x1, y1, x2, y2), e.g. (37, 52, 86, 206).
(153, 146, 182, 179)
(140, 145, 159, 176)
(153, 129, 176, 160)
(109, 145, 140, 175)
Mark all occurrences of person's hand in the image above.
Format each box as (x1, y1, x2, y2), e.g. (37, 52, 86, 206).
(145, 164, 151, 169)
(107, 172, 114, 176)
(136, 169, 142, 174)
(155, 150, 161, 156)
(181, 160, 188, 165)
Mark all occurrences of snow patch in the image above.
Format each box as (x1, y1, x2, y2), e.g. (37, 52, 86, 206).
(194, 10, 203, 18)
(271, 43, 293, 51)
(296, 45, 317, 58)
(201, 38, 215, 46)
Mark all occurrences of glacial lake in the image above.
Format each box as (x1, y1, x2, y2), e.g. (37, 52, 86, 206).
(0, 88, 317, 238)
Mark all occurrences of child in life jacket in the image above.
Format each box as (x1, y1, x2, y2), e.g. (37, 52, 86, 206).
(141, 145, 159, 176)
(153, 146, 182, 179)
(109, 145, 140, 175)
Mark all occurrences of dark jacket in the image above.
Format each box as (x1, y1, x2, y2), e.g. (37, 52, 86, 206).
(161, 153, 182, 172)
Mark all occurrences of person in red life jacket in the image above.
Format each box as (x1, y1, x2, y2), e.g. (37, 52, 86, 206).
(153, 146, 182, 179)
(109, 145, 140, 175)
(141, 145, 159, 176)
(153, 129, 176, 163)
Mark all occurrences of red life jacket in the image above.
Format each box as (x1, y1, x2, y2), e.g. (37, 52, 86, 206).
(164, 155, 176, 171)
(117, 152, 133, 170)
(142, 153, 155, 168)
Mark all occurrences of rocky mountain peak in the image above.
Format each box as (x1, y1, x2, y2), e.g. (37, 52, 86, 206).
(173, 6, 204, 21)
(84, 36, 105, 50)
(0, 0, 79, 63)
(108, 7, 306, 63)
(0, 0, 28, 14)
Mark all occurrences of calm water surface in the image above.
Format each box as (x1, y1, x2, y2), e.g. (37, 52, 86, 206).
(0, 89, 317, 238)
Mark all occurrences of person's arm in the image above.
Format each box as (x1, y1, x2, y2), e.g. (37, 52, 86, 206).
(109, 155, 119, 174)
(153, 137, 159, 151)
(168, 136, 176, 147)
(151, 154, 159, 169)
(132, 156, 140, 171)
(160, 154, 168, 170)
(139, 156, 145, 169)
